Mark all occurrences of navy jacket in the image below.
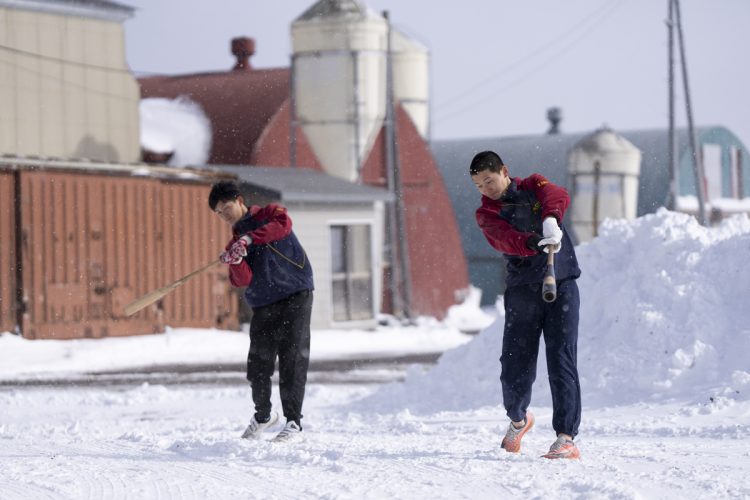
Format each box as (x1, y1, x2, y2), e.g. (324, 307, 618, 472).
(476, 174, 581, 289)
(227, 204, 314, 308)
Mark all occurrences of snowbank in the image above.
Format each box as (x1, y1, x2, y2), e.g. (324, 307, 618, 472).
(0, 326, 471, 379)
(360, 209, 750, 413)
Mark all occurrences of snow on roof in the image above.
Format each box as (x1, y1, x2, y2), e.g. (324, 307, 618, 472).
(139, 97, 212, 168)
(1, 0, 134, 22)
(295, 0, 379, 22)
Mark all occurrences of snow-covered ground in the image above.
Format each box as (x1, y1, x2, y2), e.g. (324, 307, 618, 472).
(2, 209, 750, 499)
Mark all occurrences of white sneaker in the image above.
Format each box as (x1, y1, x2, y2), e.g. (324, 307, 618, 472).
(271, 421, 302, 443)
(241, 411, 279, 439)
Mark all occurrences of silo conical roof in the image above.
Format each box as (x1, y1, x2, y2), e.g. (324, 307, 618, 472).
(295, 0, 377, 22)
(574, 126, 639, 155)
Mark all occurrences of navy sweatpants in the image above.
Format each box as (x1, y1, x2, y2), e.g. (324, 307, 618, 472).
(247, 289, 313, 428)
(500, 278, 581, 438)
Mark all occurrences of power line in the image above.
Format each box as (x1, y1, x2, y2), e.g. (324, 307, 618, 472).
(435, 0, 618, 109)
(434, 0, 626, 121)
(0, 42, 164, 76)
(0, 51, 139, 102)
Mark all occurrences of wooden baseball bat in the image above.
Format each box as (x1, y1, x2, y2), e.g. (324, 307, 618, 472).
(123, 259, 222, 317)
(542, 248, 557, 303)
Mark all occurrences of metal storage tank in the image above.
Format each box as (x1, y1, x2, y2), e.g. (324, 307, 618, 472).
(291, 0, 387, 182)
(567, 127, 642, 242)
(391, 29, 430, 139)
(0, 0, 141, 163)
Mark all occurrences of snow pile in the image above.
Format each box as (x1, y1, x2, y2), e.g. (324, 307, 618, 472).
(0, 326, 470, 379)
(139, 96, 212, 167)
(443, 285, 496, 333)
(360, 209, 750, 413)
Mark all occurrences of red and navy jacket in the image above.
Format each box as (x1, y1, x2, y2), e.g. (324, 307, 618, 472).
(475, 174, 580, 288)
(227, 204, 314, 308)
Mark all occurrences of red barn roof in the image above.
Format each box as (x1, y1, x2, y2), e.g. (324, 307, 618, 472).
(140, 66, 291, 166)
(137, 37, 469, 318)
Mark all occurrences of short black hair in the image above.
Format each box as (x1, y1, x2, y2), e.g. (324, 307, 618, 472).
(208, 180, 242, 210)
(469, 150, 505, 176)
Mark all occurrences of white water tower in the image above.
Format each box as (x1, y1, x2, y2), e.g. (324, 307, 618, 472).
(568, 127, 641, 242)
(391, 29, 430, 139)
(291, 0, 387, 182)
(291, 0, 431, 181)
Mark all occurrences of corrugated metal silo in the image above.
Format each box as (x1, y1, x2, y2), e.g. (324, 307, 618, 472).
(291, 0, 387, 182)
(391, 29, 430, 139)
(568, 127, 641, 242)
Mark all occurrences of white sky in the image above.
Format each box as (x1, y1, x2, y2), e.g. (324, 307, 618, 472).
(122, 0, 750, 147)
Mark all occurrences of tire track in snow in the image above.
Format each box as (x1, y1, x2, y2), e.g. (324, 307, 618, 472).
(0, 473, 59, 500)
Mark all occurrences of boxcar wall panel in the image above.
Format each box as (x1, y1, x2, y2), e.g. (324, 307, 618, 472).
(15, 171, 237, 339)
(157, 183, 238, 329)
(18, 172, 157, 339)
(99, 176, 164, 334)
(0, 172, 17, 333)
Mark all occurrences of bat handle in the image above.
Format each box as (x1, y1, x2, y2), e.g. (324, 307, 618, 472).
(542, 247, 557, 303)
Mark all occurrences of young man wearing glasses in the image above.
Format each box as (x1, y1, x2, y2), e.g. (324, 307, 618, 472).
(209, 180, 314, 443)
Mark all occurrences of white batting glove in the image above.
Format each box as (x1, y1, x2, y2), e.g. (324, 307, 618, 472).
(538, 217, 563, 254)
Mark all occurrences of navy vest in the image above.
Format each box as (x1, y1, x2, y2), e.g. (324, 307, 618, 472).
(234, 214, 314, 308)
(499, 181, 581, 289)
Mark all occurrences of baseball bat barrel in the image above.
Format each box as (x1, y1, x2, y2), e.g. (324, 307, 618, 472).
(542, 248, 557, 303)
(123, 259, 222, 317)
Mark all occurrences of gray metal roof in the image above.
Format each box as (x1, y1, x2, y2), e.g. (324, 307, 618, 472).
(432, 125, 750, 260)
(432, 125, 750, 305)
(0, 0, 134, 21)
(211, 165, 392, 204)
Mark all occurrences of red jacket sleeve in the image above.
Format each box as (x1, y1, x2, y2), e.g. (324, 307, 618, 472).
(226, 204, 293, 288)
(245, 204, 292, 244)
(518, 173, 570, 223)
(476, 204, 538, 257)
(224, 237, 252, 287)
(475, 173, 570, 258)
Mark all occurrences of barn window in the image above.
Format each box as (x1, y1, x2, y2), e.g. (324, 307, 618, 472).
(330, 224, 374, 322)
(731, 146, 744, 198)
(702, 143, 723, 199)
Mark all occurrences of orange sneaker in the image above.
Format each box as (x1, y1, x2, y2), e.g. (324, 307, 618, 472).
(501, 411, 535, 453)
(542, 436, 580, 459)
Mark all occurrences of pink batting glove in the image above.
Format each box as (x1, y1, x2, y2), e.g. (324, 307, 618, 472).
(219, 235, 252, 265)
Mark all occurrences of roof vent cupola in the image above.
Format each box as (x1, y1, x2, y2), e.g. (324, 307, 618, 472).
(547, 107, 562, 135)
(231, 37, 255, 71)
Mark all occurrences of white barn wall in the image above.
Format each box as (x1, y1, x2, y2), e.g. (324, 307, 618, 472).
(286, 201, 385, 330)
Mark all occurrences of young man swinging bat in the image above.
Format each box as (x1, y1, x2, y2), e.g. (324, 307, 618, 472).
(209, 180, 314, 443)
(469, 151, 583, 459)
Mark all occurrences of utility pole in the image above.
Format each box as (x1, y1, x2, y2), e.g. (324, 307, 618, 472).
(666, 0, 677, 211)
(289, 54, 297, 168)
(672, 0, 708, 225)
(383, 10, 413, 320)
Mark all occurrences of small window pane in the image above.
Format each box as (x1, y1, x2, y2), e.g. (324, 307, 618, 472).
(330, 224, 373, 322)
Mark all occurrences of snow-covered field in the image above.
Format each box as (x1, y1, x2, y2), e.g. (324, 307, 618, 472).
(3, 383, 749, 499)
(2, 209, 750, 499)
